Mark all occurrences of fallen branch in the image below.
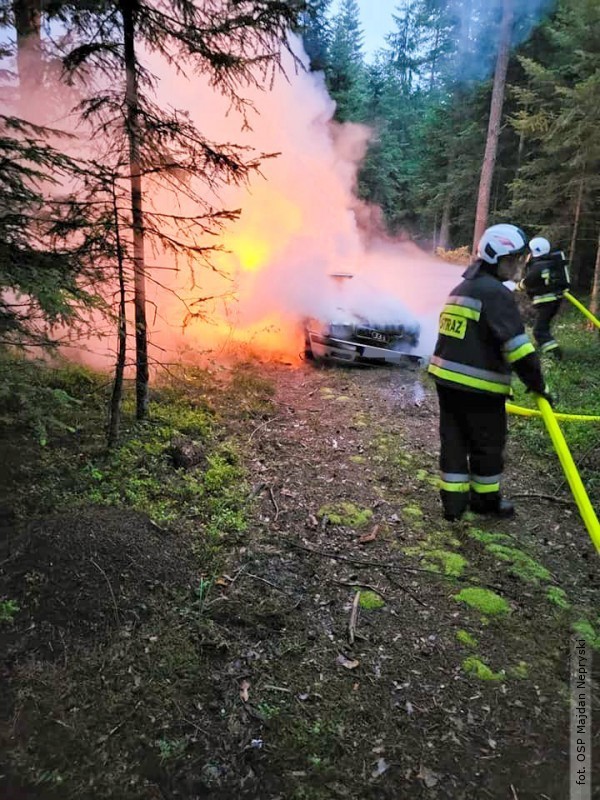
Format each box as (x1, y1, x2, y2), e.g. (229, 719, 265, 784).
(287, 541, 433, 575)
(268, 486, 280, 521)
(383, 571, 429, 609)
(336, 580, 387, 598)
(244, 572, 292, 597)
(348, 590, 361, 645)
(248, 417, 278, 443)
(511, 492, 574, 506)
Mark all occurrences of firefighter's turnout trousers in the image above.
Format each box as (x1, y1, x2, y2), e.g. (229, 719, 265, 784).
(428, 260, 546, 520)
(436, 385, 506, 517)
(532, 299, 562, 355)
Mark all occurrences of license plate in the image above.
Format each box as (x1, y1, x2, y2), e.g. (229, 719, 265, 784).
(356, 328, 388, 343)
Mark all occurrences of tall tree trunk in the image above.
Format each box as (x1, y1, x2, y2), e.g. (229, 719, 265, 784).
(13, 0, 43, 96)
(472, 0, 513, 254)
(108, 177, 127, 448)
(568, 176, 584, 285)
(429, 22, 440, 92)
(122, 0, 149, 420)
(439, 197, 451, 250)
(589, 229, 600, 322)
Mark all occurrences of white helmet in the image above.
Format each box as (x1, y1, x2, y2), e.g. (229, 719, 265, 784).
(529, 236, 551, 257)
(477, 224, 528, 265)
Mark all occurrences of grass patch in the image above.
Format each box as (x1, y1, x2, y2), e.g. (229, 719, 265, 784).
(0, 598, 20, 623)
(1, 356, 254, 574)
(511, 308, 600, 500)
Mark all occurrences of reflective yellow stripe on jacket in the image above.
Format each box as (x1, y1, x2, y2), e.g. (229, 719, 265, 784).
(428, 355, 512, 395)
(502, 333, 535, 364)
(532, 292, 561, 305)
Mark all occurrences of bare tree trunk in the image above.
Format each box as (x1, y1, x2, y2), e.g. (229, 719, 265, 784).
(472, 0, 513, 254)
(13, 0, 43, 96)
(568, 176, 584, 285)
(108, 177, 127, 448)
(589, 229, 600, 321)
(439, 197, 451, 250)
(122, 0, 149, 420)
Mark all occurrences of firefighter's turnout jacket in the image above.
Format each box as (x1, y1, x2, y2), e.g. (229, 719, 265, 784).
(428, 260, 546, 510)
(521, 251, 570, 305)
(428, 261, 546, 398)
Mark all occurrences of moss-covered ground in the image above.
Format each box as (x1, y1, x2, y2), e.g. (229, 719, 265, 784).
(0, 312, 598, 798)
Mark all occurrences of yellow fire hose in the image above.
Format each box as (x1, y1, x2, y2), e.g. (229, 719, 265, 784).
(564, 290, 600, 330)
(534, 397, 600, 553)
(507, 402, 600, 423)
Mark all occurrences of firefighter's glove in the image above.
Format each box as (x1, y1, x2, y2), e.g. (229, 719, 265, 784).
(538, 384, 556, 408)
(526, 384, 555, 407)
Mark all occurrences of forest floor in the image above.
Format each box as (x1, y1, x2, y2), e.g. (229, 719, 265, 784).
(1, 339, 599, 799)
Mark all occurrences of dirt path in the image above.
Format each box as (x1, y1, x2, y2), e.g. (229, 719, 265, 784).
(211, 362, 597, 799)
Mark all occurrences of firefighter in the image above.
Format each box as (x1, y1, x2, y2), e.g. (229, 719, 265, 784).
(517, 236, 570, 359)
(428, 224, 552, 521)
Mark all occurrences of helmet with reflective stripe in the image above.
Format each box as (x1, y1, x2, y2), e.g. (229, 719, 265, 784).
(477, 224, 528, 265)
(529, 236, 551, 258)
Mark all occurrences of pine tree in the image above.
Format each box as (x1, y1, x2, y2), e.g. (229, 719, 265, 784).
(327, 0, 367, 120)
(297, 0, 332, 72)
(55, 0, 302, 419)
(509, 0, 600, 286)
(0, 116, 112, 346)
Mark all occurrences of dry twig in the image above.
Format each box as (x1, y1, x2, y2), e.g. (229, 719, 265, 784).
(91, 558, 120, 627)
(348, 590, 361, 645)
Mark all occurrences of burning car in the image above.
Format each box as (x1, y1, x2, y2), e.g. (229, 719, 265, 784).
(303, 273, 421, 365)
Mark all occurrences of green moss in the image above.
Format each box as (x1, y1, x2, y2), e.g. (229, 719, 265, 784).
(509, 661, 529, 679)
(467, 528, 511, 546)
(349, 455, 366, 464)
(547, 586, 571, 610)
(486, 544, 551, 584)
(358, 591, 385, 610)
(402, 505, 424, 519)
(462, 657, 504, 681)
(317, 502, 373, 528)
(454, 587, 510, 616)
(572, 620, 600, 651)
(456, 630, 478, 649)
(426, 550, 468, 577)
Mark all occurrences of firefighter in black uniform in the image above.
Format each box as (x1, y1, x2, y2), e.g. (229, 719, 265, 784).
(428, 224, 552, 522)
(517, 236, 570, 359)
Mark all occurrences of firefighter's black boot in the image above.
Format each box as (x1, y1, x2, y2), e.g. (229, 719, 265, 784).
(470, 492, 515, 519)
(441, 490, 469, 522)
